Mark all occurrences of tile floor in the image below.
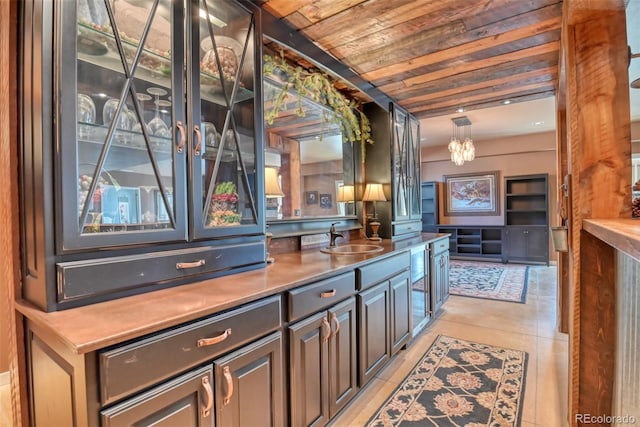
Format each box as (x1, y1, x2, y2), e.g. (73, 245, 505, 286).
(0, 266, 567, 427)
(331, 265, 569, 426)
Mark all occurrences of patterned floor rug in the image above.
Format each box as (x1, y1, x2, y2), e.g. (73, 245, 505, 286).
(367, 335, 528, 427)
(449, 260, 529, 303)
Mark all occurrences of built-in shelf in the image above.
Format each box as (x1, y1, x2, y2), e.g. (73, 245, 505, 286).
(436, 225, 504, 261)
(421, 181, 440, 233)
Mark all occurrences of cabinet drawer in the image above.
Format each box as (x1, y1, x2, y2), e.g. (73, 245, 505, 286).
(431, 238, 449, 255)
(393, 221, 421, 236)
(357, 252, 410, 290)
(57, 242, 265, 305)
(287, 272, 355, 322)
(99, 295, 281, 406)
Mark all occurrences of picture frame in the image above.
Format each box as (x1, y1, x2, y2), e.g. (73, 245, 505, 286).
(444, 171, 499, 216)
(319, 193, 332, 209)
(306, 191, 318, 205)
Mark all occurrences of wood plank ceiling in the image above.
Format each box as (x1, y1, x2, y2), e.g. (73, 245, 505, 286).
(257, 0, 562, 119)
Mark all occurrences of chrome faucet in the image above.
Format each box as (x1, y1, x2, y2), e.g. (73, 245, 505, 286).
(329, 222, 344, 247)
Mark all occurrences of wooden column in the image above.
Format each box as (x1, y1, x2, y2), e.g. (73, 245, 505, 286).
(561, 1, 631, 425)
(1, 0, 27, 425)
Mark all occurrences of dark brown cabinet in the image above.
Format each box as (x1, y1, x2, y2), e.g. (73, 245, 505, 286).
(364, 103, 421, 240)
(431, 238, 450, 314)
(358, 281, 391, 386)
(213, 332, 284, 427)
(101, 365, 213, 427)
(288, 297, 357, 427)
(356, 252, 411, 386)
(504, 174, 549, 265)
(20, 0, 266, 312)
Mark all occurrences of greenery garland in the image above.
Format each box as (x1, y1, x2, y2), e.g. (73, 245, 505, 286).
(263, 52, 373, 160)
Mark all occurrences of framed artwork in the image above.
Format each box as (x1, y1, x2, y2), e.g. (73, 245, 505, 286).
(306, 191, 318, 205)
(320, 193, 332, 209)
(444, 171, 499, 216)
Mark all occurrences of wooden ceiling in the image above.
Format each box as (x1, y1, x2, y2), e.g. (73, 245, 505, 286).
(257, 0, 562, 119)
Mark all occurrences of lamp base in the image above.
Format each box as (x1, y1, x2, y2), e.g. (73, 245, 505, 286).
(266, 231, 275, 263)
(369, 220, 382, 242)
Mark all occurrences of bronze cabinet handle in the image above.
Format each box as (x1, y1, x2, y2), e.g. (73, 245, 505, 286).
(321, 316, 331, 343)
(194, 125, 202, 156)
(176, 121, 186, 153)
(176, 259, 205, 269)
(197, 328, 232, 347)
(320, 289, 336, 298)
(330, 312, 340, 339)
(201, 376, 213, 417)
(222, 366, 234, 406)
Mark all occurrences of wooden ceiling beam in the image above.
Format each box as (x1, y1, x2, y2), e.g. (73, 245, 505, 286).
(401, 66, 557, 106)
(380, 40, 559, 95)
(360, 15, 561, 81)
(415, 91, 555, 119)
(409, 81, 555, 113)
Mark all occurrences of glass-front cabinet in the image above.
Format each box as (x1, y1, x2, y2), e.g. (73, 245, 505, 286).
(391, 104, 421, 223)
(21, 0, 265, 311)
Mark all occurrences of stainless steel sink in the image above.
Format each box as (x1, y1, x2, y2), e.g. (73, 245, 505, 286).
(320, 244, 384, 255)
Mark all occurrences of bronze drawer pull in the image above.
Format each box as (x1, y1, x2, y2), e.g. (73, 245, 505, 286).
(320, 289, 336, 298)
(176, 259, 206, 269)
(201, 376, 213, 417)
(222, 366, 234, 405)
(197, 328, 232, 347)
(194, 125, 202, 156)
(176, 121, 186, 153)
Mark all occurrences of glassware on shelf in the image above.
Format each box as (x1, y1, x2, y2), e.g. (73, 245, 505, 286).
(77, 93, 96, 139)
(202, 122, 217, 148)
(102, 98, 132, 129)
(77, 93, 96, 124)
(146, 87, 170, 138)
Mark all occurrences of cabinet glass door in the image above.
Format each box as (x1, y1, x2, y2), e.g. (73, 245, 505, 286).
(190, 0, 262, 238)
(61, 0, 187, 250)
(408, 116, 421, 219)
(392, 105, 410, 221)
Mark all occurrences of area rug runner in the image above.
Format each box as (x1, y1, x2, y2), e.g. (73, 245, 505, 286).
(367, 335, 528, 427)
(449, 260, 529, 303)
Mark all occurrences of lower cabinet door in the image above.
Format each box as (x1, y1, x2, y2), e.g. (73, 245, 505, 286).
(390, 270, 411, 355)
(358, 281, 391, 386)
(431, 251, 450, 313)
(213, 332, 285, 427)
(101, 365, 213, 427)
(327, 297, 358, 418)
(289, 311, 330, 427)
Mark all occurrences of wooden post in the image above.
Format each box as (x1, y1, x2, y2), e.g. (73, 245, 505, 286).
(1, 0, 28, 425)
(561, 1, 631, 424)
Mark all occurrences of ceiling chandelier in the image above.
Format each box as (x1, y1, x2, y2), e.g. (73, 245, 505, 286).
(447, 116, 475, 166)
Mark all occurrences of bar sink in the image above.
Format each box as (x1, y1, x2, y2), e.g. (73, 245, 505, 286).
(320, 244, 384, 255)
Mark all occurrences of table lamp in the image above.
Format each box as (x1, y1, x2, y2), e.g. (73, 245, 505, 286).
(265, 167, 284, 263)
(336, 184, 355, 215)
(362, 183, 386, 241)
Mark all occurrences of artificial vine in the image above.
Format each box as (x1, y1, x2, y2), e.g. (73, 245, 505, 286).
(263, 52, 373, 160)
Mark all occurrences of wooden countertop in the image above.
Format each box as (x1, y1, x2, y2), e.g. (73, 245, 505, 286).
(15, 233, 448, 355)
(582, 219, 640, 261)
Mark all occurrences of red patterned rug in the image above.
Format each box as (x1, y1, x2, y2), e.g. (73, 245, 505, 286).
(449, 260, 529, 303)
(367, 335, 528, 426)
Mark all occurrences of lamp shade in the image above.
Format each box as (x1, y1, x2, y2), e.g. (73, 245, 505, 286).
(265, 167, 284, 197)
(336, 185, 355, 203)
(362, 183, 386, 202)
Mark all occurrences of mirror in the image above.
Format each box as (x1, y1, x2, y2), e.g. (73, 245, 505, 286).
(263, 48, 357, 222)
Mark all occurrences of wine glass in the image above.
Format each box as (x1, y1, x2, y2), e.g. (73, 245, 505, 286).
(146, 87, 170, 138)
(77, 93, 96, 139)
